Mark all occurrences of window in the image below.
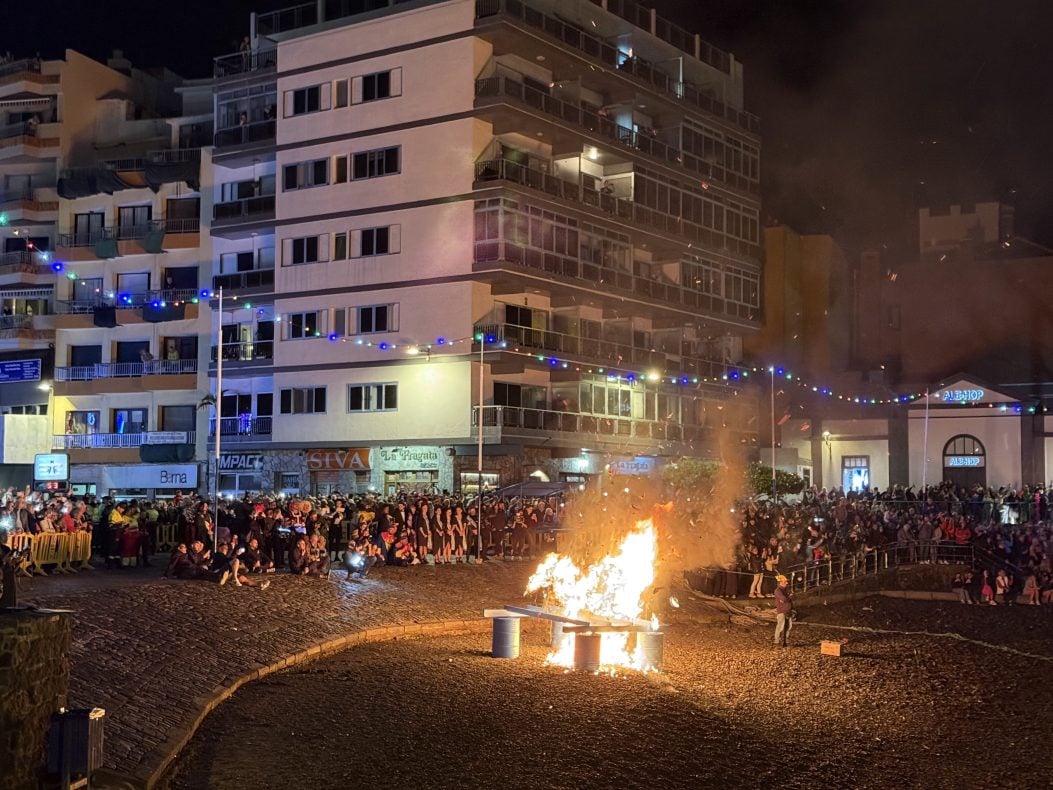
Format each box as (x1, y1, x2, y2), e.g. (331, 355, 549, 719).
(356, 303, 397, 334)
(118, 205, 152, 230)
(334, 79, 349, 108)
(113, 408, 148, 434)
(352, 225, 400, 257)
(65, 410, 100, 435)
(333, 155, 348, 184)
(347, 383, 398, 412)
(161, 405, 195, 432)
(352, 146, 400, 180)
(280, 387, 327, 414)
(285, 311, 323, 339)
(285, 84, 332, 116)
(283, 234, 329, 265)
(841, 456, 870, 493)
(333, 232, 348, 261)
(283, 159, 328, 190)
(69, 345, 102, 368)
(354, 68, 402, 103)
(220, 251, 256, 273)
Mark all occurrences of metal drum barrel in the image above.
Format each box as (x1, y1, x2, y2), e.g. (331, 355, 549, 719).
(573, 632, 602, 672)
(491, 616, 521, 659)
(636, 630, 665, 671)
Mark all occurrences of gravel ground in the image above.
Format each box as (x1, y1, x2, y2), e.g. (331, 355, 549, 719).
(162, 597, 1053, 790)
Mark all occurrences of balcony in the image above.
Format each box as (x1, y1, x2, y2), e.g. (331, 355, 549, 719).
(212, 268, 275, 293)
(474, 157, 757, 258)
(474, 0, 759, 137)
(0, 188, 58, 224)
(0, 121, 59, 162)
(55, 359, 198, 381)
(471, 405, 736, 452)
(209, 416, 273, 442)
(214, 118, 277, 149)
(475, 322, 725, 380)
(0, 251, 52, 285)
(52, 431, 197, 464)
(475, 76, 757, 199)
(210, 340, 274, 365)
(53, 360, 199, 396)
(211, 195, 276, 239)
(214, 49, 278, 79)
(0, 58, 57, 87)
(56, 288, 202, 314)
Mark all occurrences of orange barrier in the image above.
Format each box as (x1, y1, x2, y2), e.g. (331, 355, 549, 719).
(7, 532, 33, 577)
(6, 531, 94, 575)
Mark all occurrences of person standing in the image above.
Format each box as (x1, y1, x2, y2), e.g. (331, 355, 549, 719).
(773, 574, 794, 647)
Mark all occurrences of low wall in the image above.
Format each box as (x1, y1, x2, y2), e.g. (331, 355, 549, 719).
(0, 609, 72, 790)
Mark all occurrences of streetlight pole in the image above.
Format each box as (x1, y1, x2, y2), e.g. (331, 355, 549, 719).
(214, 287, 223, 514)
(769, 366, 776, 499)
(476, 333, 485, 562)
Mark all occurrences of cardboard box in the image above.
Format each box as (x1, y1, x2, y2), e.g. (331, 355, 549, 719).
(820, 640, 844, 656)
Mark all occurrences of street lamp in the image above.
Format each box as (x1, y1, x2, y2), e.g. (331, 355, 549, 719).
(768, 366, 776, 499)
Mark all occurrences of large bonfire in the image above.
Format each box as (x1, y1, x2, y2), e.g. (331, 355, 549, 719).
(525, 519, 659, 671)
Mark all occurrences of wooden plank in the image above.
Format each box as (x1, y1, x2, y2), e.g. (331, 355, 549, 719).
(483, 608, 526, 619)
(502, 604, 591, 626)
(562, 624, 651, 634)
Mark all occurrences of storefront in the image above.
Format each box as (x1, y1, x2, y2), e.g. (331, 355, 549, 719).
(73, 463, 199, 499)
(306, 447, 372, 494)
(217, 453, 265, 497)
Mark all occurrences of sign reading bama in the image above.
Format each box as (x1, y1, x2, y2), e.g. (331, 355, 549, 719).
(305, 448, 372, 471)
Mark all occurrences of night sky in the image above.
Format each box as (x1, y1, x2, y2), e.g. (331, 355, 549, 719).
(6, 0, 1053, 256)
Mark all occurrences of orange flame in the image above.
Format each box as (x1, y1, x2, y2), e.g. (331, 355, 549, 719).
(526, 519, 658, 671)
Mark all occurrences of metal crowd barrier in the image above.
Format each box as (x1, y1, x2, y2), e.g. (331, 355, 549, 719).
(4, 531, 94, 576)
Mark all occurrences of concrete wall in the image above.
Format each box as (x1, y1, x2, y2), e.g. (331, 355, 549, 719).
(0, 414, 50, 464)
(908, 410, 1022, 488)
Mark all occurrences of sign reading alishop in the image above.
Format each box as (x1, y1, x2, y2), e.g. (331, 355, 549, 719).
(306, 448, 371, 471)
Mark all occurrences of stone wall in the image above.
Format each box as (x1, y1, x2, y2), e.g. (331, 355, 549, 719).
(0, 609, 72, 790)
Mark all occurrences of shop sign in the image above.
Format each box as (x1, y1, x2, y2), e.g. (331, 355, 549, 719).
(306, 448, 371, 471)
(144, 431, 188, 445)
(939, 388, 985, 403)
(609, 457, 657, 476)
(377, 446, 440, 470)
(219, 453, 264, 471)
(102, 464, 198, 489)
(0, 358, 41, 384)
(946, 456, 984, 468)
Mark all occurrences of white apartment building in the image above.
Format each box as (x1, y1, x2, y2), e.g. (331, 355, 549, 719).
(209, 0, 762, 496)
(0, 50, 213, 496)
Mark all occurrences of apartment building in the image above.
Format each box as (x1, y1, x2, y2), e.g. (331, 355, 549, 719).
(0, 50, 213, 495)
(208, 0, 762, 496)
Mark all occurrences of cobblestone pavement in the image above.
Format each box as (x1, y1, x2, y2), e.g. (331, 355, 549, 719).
(24, 560, 534, 786)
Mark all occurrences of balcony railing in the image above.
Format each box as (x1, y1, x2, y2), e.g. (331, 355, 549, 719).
(210, 340, 274, 363)
(475, 322, 725, 380)
(472, 404, 739, 445)
(212, 194, 276, 223)
(474, 157, 758, 258)
(214, 49, 278, 78)
(214, 119, 276, 148)
(212, 269, 275, 292)
(476, 76, 758, 196)
(209, 415, 273, 439)
(0, 314, 31, 330)
(56, 288, 202, 314)
(53, 431, 196, 450)
(474, 237, 759, 323)
(55, 359, 198, 381)
(0, 58, 41, 80)
(475, 0, 759, 135)
(0, 250, 49, 276)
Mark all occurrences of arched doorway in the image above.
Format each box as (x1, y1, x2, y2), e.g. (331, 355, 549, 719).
(943, 434, 986, 488)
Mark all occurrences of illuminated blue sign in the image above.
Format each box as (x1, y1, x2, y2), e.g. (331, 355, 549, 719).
(946, 456, 984, 468)
(941, 388, 984, 403)
(0, 358, 41, 383)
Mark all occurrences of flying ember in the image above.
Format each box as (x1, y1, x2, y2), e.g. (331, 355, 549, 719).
(525, 519, 659, 671)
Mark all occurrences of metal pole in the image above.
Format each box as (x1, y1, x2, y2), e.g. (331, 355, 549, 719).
(476, 335, 484, 562)
(921, 388, 930, 492)
(770, 367, 776, 499)
(215, 287, 223, 517)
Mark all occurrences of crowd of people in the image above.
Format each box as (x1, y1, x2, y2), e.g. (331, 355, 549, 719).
(5, 479, 1053, 605)
(736, 482, 1053, 604)
(0, 486, 564, 584)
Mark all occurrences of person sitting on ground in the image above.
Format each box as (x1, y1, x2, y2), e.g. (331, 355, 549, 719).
(168, 540, 230, 584)
(1022, 571, 1039, 605)
(305, 533, 329, 577)
(343, 526, 380, 579)
(289, 536, 310, 575)
(239, 537, 274, 574)
(951, 572, 972, 604)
